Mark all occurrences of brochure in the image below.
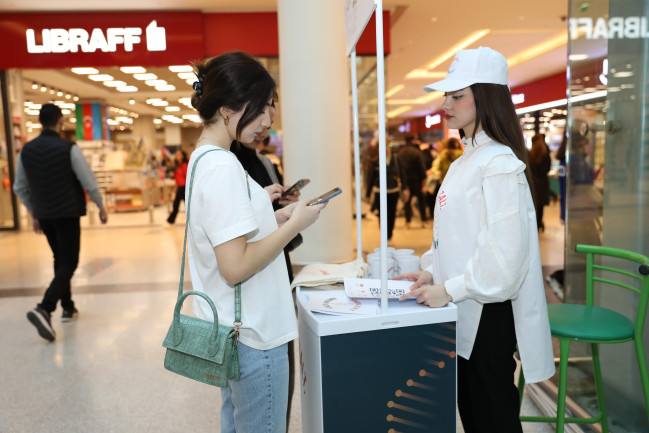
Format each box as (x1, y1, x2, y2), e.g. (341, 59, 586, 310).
(303, 289, 378, 315)
(343, 277, 414, 299)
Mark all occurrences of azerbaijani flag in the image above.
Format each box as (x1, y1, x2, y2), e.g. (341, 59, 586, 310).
(75, 103, 108, 141)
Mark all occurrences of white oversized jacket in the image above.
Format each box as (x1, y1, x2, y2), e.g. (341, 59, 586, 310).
(424, 131, 554, 383)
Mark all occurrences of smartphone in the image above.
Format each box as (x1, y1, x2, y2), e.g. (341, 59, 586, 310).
(308, 187, 342, 206)
(282, 179, 310, 197)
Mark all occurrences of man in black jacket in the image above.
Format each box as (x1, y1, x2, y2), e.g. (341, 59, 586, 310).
(13, 103, 108, 342)
(398, 135, 429, 227)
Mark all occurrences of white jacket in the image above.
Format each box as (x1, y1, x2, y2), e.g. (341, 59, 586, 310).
(424, 131, 554, 383)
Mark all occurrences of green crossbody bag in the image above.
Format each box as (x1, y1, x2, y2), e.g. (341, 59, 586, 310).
(162, 148, 248, 387)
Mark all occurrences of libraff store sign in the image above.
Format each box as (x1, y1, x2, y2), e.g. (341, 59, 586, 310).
(0, 12, 204, 69)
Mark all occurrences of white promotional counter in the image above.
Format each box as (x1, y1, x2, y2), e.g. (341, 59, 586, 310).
(297, 287, 458, 432)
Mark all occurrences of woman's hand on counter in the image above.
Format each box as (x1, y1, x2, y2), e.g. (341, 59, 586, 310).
(393, 270, 433, 289)
(399, 283, 449, 308)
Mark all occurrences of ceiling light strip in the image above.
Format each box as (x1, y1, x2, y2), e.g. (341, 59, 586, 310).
(426, 29, 490, 70)
(507, 32, 567, 68)
(514, 91, 606, 115)
(386, 84, 405, 98)
(387, 105, 413, 118)
(388, 90, 443, 106)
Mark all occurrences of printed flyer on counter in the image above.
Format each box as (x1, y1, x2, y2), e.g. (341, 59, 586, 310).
(343, 278, 414, 299)
(303, 289, 378, 315)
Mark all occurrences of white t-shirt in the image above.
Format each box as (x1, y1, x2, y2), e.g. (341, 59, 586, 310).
(185, 145, 298, 350)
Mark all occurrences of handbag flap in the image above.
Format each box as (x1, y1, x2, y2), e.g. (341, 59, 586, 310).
(162, 314, 233, 364)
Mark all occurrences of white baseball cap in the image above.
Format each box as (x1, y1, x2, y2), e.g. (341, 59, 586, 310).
(423, 47, 509, 92)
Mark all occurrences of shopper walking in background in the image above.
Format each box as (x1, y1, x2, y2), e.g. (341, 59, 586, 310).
(365, 144, 402, 241)
(166, 149, 188, 224)
(529, 133, 551, 232)
(13, 103, 108, 342)
(397, 47, 554, 433)
(186, 51, 326, 433)
(398, 134, 429, 228)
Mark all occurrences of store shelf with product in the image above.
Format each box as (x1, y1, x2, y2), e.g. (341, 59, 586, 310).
(82, 145, 169, 212)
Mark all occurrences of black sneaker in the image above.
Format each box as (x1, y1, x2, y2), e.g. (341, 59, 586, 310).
(61, 307, 78, 322)
(26, 308, 56, 342)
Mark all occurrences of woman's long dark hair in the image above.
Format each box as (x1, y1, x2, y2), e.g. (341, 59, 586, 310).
(191, 51, 277, 141)
(177, 149, 189, 163)
(463, 83, 535, 204)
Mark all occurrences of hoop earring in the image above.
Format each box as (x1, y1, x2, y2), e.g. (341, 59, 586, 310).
(224, 117, 230, 126)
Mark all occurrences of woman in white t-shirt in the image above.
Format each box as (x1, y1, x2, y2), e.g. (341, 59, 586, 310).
(186, 51, 326, 433)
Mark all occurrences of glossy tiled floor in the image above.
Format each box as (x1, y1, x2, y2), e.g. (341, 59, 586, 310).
(0, 202, 562, 432)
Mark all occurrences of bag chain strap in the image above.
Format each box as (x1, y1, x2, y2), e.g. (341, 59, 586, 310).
(179, 147, 250, 339)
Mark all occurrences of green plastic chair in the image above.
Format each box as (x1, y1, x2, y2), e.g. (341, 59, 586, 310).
(518, 244, 649, 433)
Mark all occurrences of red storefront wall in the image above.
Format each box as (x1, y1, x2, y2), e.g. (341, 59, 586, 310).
(0, 11, 391, 69)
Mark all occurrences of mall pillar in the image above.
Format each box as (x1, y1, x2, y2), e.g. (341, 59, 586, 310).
(164, 124, 181, 148)
(277, 0, 354, 263)
(132, 115, 156, 152)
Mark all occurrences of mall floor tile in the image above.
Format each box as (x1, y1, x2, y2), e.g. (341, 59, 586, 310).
(0, 204, 562, 432)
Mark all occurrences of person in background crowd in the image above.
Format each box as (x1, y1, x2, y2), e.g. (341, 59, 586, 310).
(397, 47, 553, 433)
(425, 137, 463, 219)
(421, 142, 435, 172)
(365, 144, 403, 241)
(556, 132, 567, 223)
(362, 140, 381, 217)
(529, 133, 552, 232)
(166, 149, 189, 225)
(570, 133, 594, 184)
(162, 152, 175, 180)
(13, 103, 108, 342)
(398, 134, 429, 228)
(186, 51, 326, 433)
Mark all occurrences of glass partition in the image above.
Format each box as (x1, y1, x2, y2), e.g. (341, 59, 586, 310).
(0, 71, 18, 229)
(566, 1, 649, 430)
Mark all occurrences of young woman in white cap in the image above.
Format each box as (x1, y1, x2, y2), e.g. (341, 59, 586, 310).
(397, 46, 554, 432)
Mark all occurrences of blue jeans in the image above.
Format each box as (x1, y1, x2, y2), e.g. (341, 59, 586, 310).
(220, 342, 289, 433)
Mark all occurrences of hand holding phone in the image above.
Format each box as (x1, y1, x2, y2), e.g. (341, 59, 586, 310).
(282, 179, 310, 198)
(308, 187, 342, 206)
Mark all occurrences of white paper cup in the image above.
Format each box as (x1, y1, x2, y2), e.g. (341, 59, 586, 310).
(394, 249, 415, 256)
(397, 255, 420, 274)
(374, 247, 395, 258)
(368, 255, 396, 279)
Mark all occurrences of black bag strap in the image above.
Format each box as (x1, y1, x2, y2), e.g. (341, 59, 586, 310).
(179, 147, 250, 326)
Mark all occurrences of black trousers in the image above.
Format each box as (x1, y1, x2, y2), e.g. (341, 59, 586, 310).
(373, 191, 399, 239)
(425, 184, 441, 221)
(404, 181, 427, 223)
(38, 217, 81, 313)
(536, 204, 545, 231)
(167, 186, 185, 223)
(458, 300, 523, 433)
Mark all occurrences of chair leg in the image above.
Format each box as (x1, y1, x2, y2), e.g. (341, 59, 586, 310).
(556, 338, 571, 433)
(591, 343, 609, 433)
(634, 338, 649, 424)
(517, 365, 526, 411)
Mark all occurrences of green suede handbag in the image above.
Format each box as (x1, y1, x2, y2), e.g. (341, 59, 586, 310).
(162, 148, 246, 387)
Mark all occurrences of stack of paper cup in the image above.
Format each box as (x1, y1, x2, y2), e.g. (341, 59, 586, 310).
(394, 249, 420, 275)
(367, 252, 397, 278)
(373, 247, 395, 258)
